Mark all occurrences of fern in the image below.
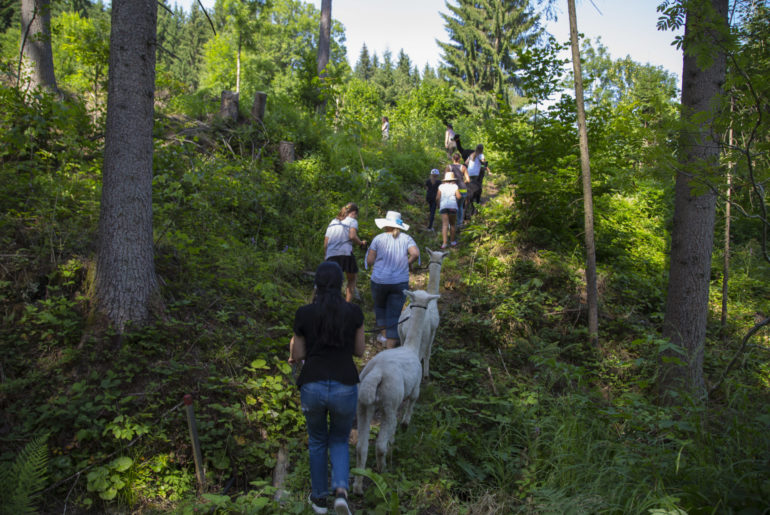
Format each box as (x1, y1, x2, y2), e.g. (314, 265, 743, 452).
(0, 434, 49, 515)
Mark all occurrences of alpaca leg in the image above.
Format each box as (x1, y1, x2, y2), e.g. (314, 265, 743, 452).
(353, 403, 374, 495)
(423, 326, 436, 380)
(376, 406, 398, 472)
(400, 384, 420, 426)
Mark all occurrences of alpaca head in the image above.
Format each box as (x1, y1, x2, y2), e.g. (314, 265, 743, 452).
(403, 289, 440, 311)
(425, 247, 449, 266)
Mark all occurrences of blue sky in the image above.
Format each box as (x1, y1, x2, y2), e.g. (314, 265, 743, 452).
(172, 0, 683, 84)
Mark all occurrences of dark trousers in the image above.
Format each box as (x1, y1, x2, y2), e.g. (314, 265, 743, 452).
(427, 200, 437, 229)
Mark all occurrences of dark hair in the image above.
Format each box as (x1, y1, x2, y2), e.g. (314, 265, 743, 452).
(312, 261, 348, 348)
(337, 202, 358, 221)
(452, 152, 462, 162)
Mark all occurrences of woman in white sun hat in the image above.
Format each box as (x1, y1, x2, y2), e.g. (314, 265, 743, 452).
(366, 211, 420, 349)
(436, 167, 461, 249)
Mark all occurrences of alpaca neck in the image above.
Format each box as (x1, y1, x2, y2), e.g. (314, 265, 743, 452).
(403, 306, 427, 352)
(427, 263, 442, 295)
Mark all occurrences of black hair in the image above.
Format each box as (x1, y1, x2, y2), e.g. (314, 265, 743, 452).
(312, 261, 348, 348)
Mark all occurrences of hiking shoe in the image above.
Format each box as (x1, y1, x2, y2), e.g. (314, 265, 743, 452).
(376, 334, 387, 345)
(309, 494, 328, 514)
(441, 243, 447, 249)
(451, 241, 458, 247)
(334, 492, 352, 515)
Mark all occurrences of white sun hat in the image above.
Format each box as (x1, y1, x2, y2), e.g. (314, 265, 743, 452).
(374, 210, 410, 231)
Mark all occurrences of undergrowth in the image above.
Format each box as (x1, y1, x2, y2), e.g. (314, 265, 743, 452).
(0, 83, 769, 514)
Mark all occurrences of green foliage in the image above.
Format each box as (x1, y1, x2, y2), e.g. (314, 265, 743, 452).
(0, 435, 49, 515)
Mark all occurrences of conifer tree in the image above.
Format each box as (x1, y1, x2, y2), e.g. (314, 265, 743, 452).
(438, 0, 540, 110)
(354, 43, 373, 80)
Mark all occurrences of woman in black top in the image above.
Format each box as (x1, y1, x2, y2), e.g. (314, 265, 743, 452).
(290, 261, 365, 514)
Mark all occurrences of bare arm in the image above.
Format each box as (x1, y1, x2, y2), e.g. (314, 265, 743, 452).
(289, 334, 306, 364)
(349, 227, 366, 247)
(436, 189, 442, 203)
(366, 248, 376, 268)
(462, 165, 470, 184)
(323, 236, 329, 254)
(407, 245, 420, 267)
(455, 189, 461, 200)
(353, 325, 365, 357)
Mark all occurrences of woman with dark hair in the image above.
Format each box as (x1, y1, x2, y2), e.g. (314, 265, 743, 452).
(290, 261, 365, 514)
(324, 202, 367, 302)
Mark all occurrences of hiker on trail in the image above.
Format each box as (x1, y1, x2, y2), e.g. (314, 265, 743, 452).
(466, 144, 490, 211)
(381, 116, 390, 141)
(366, 211, 419, 349)
(425, 168, 441, 231)
(289, 261, 364, 515)
(436, 168, 461, 249)
(450, 152, 470, 229)
(444, 123, 456, 158)
(324, 202, 367, 302)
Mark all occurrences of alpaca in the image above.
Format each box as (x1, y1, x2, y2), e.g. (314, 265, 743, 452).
(353, 289, 440, 494)
(453, 134, 473, 161)
(397, 248, 448, 379)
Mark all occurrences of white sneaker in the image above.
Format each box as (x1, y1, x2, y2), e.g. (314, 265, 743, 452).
(334, 493, 352, 515)
(309, 494, 328, 514)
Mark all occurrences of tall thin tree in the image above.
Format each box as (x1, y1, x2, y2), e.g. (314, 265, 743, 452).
(567, 0, 599, 345)
(94, 0, 160, 333)
(660, 0, 729, 400)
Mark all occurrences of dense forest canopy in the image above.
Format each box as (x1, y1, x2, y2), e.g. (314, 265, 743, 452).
(0, 0, 769, 513)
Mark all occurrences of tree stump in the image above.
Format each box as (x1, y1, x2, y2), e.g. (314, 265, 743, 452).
(279, 141, 295, 164)
(251, 91, 267, 123)
(219, 90, 239, 123)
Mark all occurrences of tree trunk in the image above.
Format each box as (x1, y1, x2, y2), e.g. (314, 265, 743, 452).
(661, 0, 729, 401)
(721, 101, 733, 337)
(220, 90, 240, 123)
(236, 36, 241, 94)
(94, 0, 160, 333)
(317, 0, 331, 77)
(279, 141, 295, 164)
(251, 91, 267, 123)
(19, 0, 57, 92)
(567, 0, 599, 346)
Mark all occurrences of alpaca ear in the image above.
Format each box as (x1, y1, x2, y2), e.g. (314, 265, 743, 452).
(403, 289, 415, 300)
(426, 247, 432, 254)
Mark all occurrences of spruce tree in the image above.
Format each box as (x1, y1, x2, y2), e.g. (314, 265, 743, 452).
(438, 0, 540, 111)
(354, 43, 373, 80)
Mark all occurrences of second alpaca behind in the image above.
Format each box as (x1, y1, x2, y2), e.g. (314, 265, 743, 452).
(353, 289, 440, 495)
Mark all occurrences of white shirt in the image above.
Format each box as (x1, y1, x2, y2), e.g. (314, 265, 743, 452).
(467, 153, 485, 177)
(438, 183, 459, 211)
(324, 216, 358, 259)
(369, 232, 418, 284)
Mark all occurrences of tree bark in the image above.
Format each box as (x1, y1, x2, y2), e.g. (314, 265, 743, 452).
(661, 0, 729, 400)
(251, 91, 267, 123)
(19, 0, 57, 92)
(317, 0, 331, 77)
(94, 0, 160, 333)
(567, 0, 599, 346)
(220, 90, 240, 123)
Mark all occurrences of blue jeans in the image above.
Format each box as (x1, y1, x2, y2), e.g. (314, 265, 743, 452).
(370, 280, 409, 340)
(457, 192, 467, 227)
(301, 380, 358, 498)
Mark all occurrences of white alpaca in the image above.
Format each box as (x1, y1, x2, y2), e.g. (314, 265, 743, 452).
(353, 289, 440, 494)
(397, 248, 448, 380)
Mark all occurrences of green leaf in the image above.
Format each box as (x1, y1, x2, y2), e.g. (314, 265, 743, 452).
(111, 456, 133, 472)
